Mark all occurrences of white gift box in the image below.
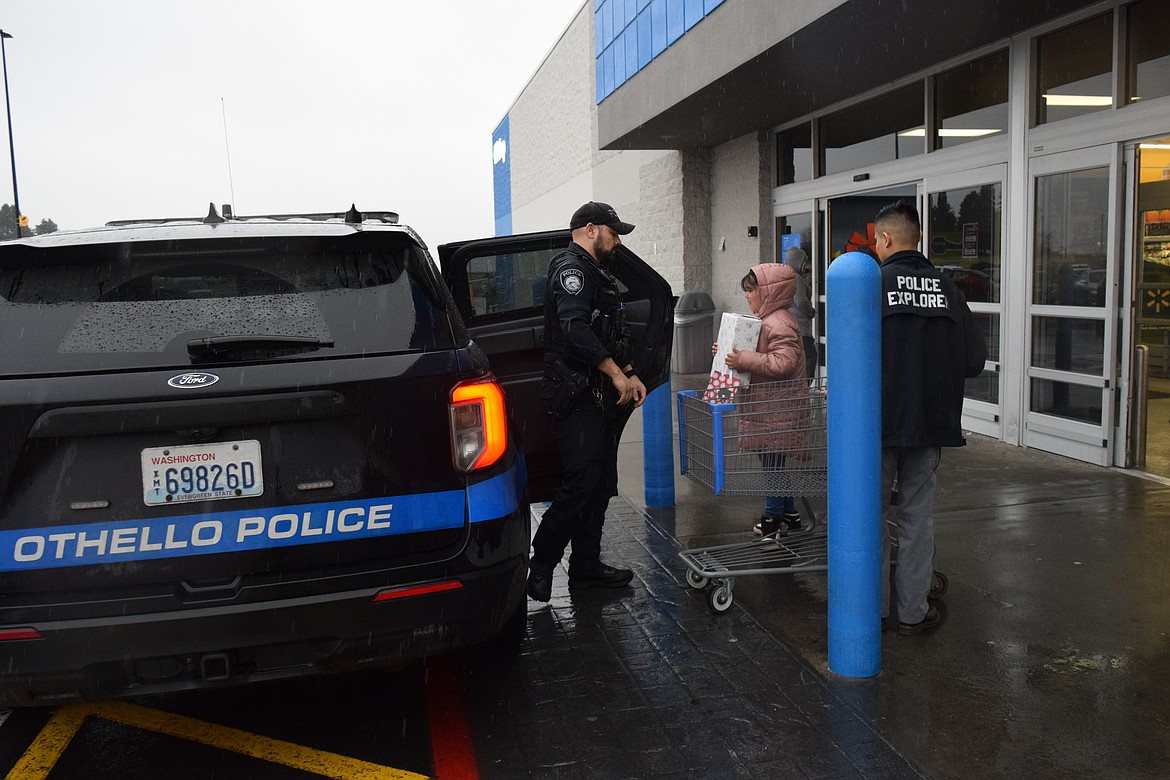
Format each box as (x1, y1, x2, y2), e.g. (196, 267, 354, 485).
(703, 313, 761, 403)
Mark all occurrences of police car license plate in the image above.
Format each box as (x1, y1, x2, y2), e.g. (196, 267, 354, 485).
(141, 440, 264, 506)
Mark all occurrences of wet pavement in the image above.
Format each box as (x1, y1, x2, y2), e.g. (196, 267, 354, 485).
(481, 501, 923, 779)
(609, 372, 1170, 780)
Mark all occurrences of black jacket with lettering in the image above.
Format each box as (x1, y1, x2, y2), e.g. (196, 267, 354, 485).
(880, 249, 986, 448)
(543, 242, 618, 372)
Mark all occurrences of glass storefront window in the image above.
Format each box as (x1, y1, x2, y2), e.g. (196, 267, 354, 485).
(820, 84, 923, 176)
(929, 182, 1002, 304)
(1032, 167, 1110, 306)
(776, 124, 812, 185)
(1127, 0, 1170, 105)
(1030, 377, 1102, 424)
(1031, 316, 1106, 375)
(1035, 13, 1114, 125)
(1136, 140, 1170, 375)
(966, 313, 999, 404)
(935, 51, 1009, 148)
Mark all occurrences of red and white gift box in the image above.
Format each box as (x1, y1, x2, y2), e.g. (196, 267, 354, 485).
(703, 313, 761, 403)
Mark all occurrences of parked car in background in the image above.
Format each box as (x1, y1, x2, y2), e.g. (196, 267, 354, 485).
(940, 264, 992, 303)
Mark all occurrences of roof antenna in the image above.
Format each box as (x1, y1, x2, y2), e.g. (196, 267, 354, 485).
(344, 204, 363, 224)
(221, 98, 237, 214)
(203, 202, 225, 224)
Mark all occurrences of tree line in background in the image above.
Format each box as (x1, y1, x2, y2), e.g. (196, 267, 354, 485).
(0, 203, 57, 239)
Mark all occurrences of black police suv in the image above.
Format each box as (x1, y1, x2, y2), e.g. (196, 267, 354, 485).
(0, 205, 673, 705)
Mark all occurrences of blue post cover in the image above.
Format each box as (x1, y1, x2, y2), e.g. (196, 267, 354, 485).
(643, 380, 675, 507)
(826, 251, 883, 678)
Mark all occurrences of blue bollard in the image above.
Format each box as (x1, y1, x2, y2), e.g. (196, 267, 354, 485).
(826, 250, 882, 678)
(643, 379, 675, 507)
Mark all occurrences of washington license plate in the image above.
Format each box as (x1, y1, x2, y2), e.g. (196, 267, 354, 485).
(142, 440, 264, 506)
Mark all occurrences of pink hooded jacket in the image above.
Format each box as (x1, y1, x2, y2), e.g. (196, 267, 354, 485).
(736, 263, 808, 452)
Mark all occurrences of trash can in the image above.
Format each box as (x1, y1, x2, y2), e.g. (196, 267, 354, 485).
(672, 292, 715, 374)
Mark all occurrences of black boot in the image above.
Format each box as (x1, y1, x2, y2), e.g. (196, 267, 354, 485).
(526, 561, 554, 602)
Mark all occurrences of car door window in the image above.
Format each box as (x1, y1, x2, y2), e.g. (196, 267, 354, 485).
(465, 249, 631, 319)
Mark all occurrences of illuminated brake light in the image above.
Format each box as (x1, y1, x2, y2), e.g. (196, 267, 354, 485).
(0, 627, 42, 641)
(449, 376, 508, 472)
(373, 580, 463, 602)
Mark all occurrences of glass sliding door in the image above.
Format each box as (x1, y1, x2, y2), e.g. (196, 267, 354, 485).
(1025, 147, 1119, 465)
(924, 165, 1005, 439)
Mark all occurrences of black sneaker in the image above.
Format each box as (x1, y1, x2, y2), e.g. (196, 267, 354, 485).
(526, 561, 554, 602)
(753, 512, 801, 537)
(567, 563, 634, 590)
(752, 515, 779, 536)
(898, 605, 942, 635)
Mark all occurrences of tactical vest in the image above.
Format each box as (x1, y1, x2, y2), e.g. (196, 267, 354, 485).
(543, 251, 629, 369)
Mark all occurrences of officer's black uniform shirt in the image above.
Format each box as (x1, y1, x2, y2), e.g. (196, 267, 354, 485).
(543, 241, 616, 372)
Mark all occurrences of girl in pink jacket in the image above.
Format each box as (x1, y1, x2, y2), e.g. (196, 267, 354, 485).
(721, 262, 807, 537)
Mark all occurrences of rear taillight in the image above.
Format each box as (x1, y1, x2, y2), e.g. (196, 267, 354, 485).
(449, 376, 508, 472)
(0, 627, 42, 641)
(373, 580, 463, 603)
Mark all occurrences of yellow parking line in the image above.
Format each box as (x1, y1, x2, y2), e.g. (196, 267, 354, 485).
(7, 701, 428, 780)
(6, 706, 89, 780)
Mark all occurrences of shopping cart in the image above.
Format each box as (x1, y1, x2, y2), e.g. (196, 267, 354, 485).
(676, 377, 948, 613)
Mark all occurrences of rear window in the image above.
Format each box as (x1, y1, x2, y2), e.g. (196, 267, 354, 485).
(0, 231, 456, 375)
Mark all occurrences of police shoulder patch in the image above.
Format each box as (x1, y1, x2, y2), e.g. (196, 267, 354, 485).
(559, 268, 584, 295)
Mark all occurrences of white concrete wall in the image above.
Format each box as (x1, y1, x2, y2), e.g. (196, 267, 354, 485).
(709, 131, 772, 321)
(500, 3, 703, 298)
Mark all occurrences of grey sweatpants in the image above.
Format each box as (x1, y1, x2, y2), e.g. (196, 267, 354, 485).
(880, 446, 941, 625)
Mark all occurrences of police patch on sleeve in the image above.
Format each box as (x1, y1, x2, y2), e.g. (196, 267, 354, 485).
(559, 268, 584, 295)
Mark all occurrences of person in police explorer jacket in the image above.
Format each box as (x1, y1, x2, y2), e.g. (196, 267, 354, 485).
(526, 202, 647, 602)
(873, 200, 986, 635)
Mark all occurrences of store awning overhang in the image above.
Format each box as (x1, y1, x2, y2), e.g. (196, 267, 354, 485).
(597, 0, 1101, 151)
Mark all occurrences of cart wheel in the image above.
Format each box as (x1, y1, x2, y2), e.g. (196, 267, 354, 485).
(929, 570, 949, 599)
(708, 584, 734, 613)
(685, 569, 709, 590)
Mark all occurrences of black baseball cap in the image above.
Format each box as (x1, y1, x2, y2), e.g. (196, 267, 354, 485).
(569, 201, 635, 235)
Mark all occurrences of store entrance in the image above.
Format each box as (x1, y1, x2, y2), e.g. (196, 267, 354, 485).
(1133, 138, 1170, 477)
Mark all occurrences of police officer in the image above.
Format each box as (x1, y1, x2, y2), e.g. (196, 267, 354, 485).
(526, 201, 647, 602)
(874, 200, 985, 635)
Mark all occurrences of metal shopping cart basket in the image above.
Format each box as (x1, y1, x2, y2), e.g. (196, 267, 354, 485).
(676, 377, 948, 613)
(677, 377, 829, 613)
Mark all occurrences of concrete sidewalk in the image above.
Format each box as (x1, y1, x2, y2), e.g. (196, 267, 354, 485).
(616, 372, 1170, 780)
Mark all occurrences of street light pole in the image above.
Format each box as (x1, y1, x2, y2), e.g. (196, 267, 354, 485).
(0, 30, 21, 239)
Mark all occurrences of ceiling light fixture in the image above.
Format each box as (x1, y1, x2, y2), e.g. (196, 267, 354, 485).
(1042, 94, 1112, 107)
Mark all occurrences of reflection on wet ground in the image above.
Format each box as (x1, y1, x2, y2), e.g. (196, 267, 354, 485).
(620, 390, 1170, 780)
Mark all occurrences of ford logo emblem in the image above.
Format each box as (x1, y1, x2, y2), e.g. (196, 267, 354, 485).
(167, 372, 220, 389)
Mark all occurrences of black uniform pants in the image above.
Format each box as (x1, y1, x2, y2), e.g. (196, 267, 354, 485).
(531, 391, 620, 574)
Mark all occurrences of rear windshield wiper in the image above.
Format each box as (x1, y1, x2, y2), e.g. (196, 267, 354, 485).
(187, 335, 334, 359)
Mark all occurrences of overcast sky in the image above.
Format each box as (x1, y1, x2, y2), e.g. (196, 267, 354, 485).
(0, 1, 583, 248)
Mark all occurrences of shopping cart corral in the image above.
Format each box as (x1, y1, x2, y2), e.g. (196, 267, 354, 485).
(676, 378, 947, 613)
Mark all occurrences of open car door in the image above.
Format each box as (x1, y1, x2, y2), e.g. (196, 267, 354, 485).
(439, 230, 674, 501)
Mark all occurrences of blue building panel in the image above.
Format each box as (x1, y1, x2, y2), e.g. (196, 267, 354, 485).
(637, 8, 652, 69)
(625, 21, 639, 78)
(596, 0, 719, 104)
(651, 0, 667, 57)
(612, 35, 627, 87)
(599, 0, 612, 50)
(666, 0, 684, 46)
(492, 116, 511, 237)
(603, 44, 616, 97)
